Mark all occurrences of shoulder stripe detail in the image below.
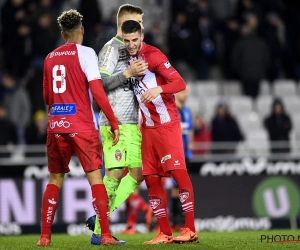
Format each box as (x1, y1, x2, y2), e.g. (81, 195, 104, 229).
(113, 37, 124, 44)
(100, 70, 112, 76)
(100, 45, 114, 72)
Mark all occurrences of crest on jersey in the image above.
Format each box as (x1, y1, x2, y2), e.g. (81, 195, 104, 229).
(179, 190, 190, 203)
(164, 61, 171, 69)
(119, 48, 127, 61)
(115, 149, 122, 162)
(149, 196, 161, 210)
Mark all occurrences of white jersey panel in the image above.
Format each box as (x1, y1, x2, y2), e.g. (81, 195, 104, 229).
(76, 44, 101, 82)
(139, 103, 154, 126)
(152, 96, 171, 124)
(141, 70, 171, 124)
(134, 69, 171, 126)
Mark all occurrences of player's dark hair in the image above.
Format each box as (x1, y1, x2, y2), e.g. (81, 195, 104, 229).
(57, 9, 83, 32)
(121, 20, 142, 34)
(117, 4, 143, 19)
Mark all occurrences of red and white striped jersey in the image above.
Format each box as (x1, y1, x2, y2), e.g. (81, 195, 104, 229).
(43, 42, 101, 133)
(129, 43, 183, 128)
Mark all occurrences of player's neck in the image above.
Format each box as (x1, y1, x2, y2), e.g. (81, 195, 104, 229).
(65, 37, 82, 44)
(66, 40, 80, 44)
(176, 102, 184, 110)
(116, 30, 122, 39)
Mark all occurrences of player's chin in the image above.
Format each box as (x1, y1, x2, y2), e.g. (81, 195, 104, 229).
(129, 50, 136, 55)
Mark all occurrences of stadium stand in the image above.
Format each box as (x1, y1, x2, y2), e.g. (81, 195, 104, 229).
(281, 96, 300, 115)
(255, 95, 273, 120)
(221, 81, 242, 97)
(236, 112, 262, 132)
(258, 80, 272, 96)
(228, 96, 254, 116)
(247, 129, 270, 156)
(273, 79, 297, 96)
(193, 80, 220, 97)
(185, 95, 202, 116)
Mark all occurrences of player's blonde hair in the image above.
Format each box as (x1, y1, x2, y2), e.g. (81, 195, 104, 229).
(57, 9, 83, 33)
(117, 4, 143, 26)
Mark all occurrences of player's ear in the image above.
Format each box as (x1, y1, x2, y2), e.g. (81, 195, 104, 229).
(141, 32, 144, 41)
(81, 26, 84, 35)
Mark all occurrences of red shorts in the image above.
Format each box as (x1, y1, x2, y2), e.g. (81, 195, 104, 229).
(141, 121, 186, 177)
(47, 131, 103, 173)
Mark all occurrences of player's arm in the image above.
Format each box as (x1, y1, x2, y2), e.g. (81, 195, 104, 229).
(100, 72, 127, 92)
(90, 79, 119, 146)
(154, 51, 186, 93)
(99, 45, 127, 92)
(89, 80, 119, 131)
(99, 45, 147, 91)
(83, 47, 119, 144)
(101, 62, 147, 91)
(43, 58, 49, 105)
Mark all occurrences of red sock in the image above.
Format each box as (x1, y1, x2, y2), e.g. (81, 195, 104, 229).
(91, 184, 110, 236)
(145, 175, 172, 235)
(171, 169, 196, 232)
(40, 184, 60, 237)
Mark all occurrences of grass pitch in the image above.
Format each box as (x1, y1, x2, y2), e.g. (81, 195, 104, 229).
(1, 230, 300, 250)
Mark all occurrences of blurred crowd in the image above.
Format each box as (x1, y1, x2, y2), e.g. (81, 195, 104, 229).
(0, 0, 298, 152)
(181, 92, 292, 158)
(169, 0, 300, 98)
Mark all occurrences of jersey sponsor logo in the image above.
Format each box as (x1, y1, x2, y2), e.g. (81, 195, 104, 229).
(100, 45, 114, 71)
(174, 160, 181, 166)
(49, 51, 76, 58)
(161, 154, 171, 163)
(48, 198, 57, 205)
(149, 196, 161, 210)
(50, 104, 76, 116)
(115, 149, 122, 162)
(164, 61, 171, 69)
(49, 117, 72, 129)
(130, 78, 146, 95)
(179, 190, 190, 203)
(69, 133, 77, 137)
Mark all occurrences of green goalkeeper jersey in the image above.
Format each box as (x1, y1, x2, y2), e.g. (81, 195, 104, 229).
(98, 36, 139, 126)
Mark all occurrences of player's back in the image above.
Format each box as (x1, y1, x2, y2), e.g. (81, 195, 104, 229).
(44, 42, 98, 133)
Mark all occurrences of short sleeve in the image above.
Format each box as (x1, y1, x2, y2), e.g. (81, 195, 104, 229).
(77, 44, 101, 82)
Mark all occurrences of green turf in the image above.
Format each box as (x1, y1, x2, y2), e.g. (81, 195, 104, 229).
(1, 230, 300, 250)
